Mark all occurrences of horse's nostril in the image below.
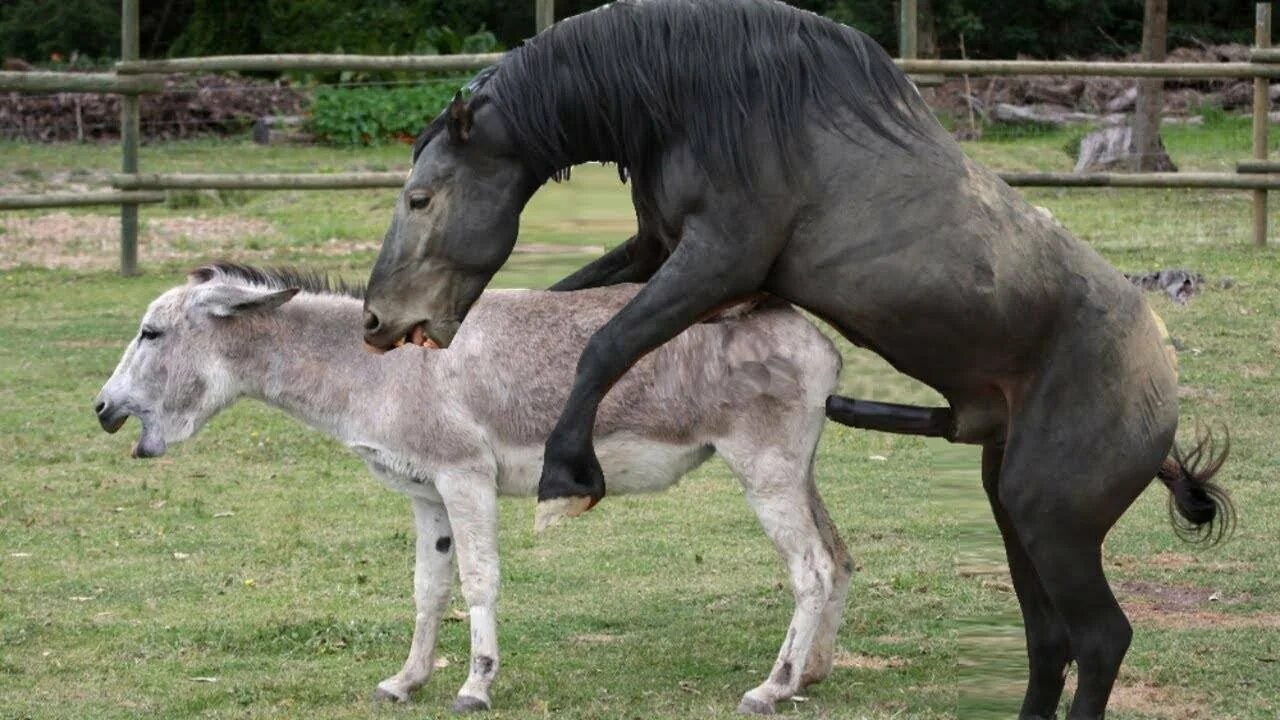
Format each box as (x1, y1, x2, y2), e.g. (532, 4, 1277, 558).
(94, 401, 107, 416)
(363, 310, 381, 332)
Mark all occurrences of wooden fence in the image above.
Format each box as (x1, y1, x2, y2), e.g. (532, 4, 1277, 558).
(1, 1, 1278, 274)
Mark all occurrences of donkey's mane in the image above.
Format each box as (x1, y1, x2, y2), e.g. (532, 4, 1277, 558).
(191, 262, 365, 300)
(416, 0, 933, 184)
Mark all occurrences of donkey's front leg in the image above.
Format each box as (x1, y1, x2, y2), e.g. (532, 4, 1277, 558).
(375, 497, 455, 702)
(435, 469, 501, 713)
(536, 216, 777, 530)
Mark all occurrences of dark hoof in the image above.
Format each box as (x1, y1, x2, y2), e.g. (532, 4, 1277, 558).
(536, 448, 606, 508)
(451, 695, 491, 714)
(372, 685, 409, 703)
(736, 696, 775, 715)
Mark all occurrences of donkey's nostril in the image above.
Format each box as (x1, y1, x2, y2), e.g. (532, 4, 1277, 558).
(94, 401, 107, 416)
(363, 310, 381, 332)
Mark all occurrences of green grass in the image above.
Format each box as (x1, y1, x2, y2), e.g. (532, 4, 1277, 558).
(2, 131, 1280, 719)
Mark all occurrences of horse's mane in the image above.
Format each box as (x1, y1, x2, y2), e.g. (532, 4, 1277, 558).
(190, 262, 366, 300)
(434, 0, 935, 184)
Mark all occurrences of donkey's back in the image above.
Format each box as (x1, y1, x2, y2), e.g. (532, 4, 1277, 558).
(430, 285, 842, 498)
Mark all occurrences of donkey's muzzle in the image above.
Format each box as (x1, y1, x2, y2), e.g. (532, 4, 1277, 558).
(95, 399, 127, 434)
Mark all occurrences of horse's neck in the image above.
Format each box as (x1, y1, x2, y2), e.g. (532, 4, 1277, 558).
(244, 296, 407, 444)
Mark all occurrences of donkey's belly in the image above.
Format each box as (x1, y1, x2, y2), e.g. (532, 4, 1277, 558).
(493, 434, 714, 497)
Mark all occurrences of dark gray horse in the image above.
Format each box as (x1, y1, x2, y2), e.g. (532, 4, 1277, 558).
(360, 1, 1231, 717)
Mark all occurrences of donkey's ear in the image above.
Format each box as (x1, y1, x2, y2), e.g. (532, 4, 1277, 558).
(447, 91, 473, 143)
(199, 285, 300, 318)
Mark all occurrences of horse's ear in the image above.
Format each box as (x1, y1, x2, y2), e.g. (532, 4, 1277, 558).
(448, 91, 473, 143)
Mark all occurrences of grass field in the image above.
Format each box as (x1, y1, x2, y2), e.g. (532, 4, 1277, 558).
(2, 120, 1279, 719)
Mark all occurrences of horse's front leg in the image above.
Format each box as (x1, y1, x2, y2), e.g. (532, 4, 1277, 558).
(535, 216, 776, 530)
(548, 233, 665, 291)
(434, 468, 502, 713)
(374, 497, 455, 702)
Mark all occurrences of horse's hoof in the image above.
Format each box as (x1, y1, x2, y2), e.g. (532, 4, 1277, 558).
(372, 684, 410, 703)
(451, 695, 491, 713)
(534, 496, 594, 533)
(736, 696, 776, 715)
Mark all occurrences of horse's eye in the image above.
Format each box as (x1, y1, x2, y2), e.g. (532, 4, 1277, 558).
(408, 192, 431, 211)
(140, 328, 162, 341)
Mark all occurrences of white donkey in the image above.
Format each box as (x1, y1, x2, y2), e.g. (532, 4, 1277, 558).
(94, 263, 851, 715)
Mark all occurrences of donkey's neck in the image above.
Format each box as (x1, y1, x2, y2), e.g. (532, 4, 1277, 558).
(239, 294, 424, 445)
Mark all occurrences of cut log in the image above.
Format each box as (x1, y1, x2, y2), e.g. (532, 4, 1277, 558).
(992, 103, 1098, 126)
(251, 115, 311, 145)
(1074, 124, 1177, 173)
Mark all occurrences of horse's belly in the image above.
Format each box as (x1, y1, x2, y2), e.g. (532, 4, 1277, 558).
(493, 434, 714, 497)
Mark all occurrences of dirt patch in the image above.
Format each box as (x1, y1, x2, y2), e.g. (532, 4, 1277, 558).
(1117, 579, 1280, 629)
(571, 633, 624, 645)
(0, 212, 283, 270)
(1062, 674, 1211, 719)
(0, 212, 605, 271)
(832, 649, 908, 670)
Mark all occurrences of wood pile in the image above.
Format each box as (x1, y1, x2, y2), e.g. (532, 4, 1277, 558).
(0, 74, 306, 142)
(928, 44, 1274, 128)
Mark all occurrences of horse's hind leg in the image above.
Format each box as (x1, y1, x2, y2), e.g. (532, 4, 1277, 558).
(982, 443, 1072, 719)
(997, 389, 1172, 719)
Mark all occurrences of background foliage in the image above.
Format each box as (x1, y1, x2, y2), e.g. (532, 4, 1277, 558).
(309, 81, 466, 146)
(0, 0, 1259, 66)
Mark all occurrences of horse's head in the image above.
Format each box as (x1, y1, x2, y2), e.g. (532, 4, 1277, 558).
(93, 269, 298, 458)
(363, 93, 537, 351)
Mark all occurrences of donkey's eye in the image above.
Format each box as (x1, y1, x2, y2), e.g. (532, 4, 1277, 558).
(407, 191, 432, 211)
(139, 328, 163, 341)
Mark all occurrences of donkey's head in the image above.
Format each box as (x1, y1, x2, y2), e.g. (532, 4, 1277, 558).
(93, 268, 298, 458)
(363, 91, 538, 352)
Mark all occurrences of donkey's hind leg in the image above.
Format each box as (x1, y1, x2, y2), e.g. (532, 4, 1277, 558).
(721, 444, 836, 715)
(799, 485, 854, 688)
(982, 443, 1072, 719)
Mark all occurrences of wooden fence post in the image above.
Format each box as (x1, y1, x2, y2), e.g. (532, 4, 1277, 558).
(536, 0, 554, 33)
(1254, 3, 1271, 247)
(899, 0, 918, 60)
(120, 0, 140, 275)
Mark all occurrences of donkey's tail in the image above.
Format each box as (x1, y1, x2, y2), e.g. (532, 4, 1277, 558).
(1156, 427, 1234, 545)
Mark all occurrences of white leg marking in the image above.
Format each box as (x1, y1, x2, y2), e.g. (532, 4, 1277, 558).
(436, 470, 501, 712)
(375, 498, 454, 702)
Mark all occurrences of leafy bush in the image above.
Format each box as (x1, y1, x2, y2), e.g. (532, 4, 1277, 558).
(309, 81, 466, 146)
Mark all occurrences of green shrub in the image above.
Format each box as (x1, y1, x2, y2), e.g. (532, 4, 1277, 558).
(309, 81, 467, 146)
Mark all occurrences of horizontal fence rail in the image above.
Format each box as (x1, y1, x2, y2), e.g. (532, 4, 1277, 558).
(0, 71, 163, 94)
(1000, 171, 1280, 190)
(897, 58, 1280, 79)
(0, 191, 165, 210)
(111, 172, 406, 190)
(99, 171, 1280, 193)
(115, 53, 503, 75)
(102, 56, 1280, 81)
(1238, 160, 1280, 173)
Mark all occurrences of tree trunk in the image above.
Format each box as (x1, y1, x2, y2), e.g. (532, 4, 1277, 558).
(1132, 0, 1172, 171)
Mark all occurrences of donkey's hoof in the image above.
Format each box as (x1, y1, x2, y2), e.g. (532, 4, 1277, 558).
(451, 694, 491, 714)
(736, 696, 776, 715)
(372, 684, 410, 703)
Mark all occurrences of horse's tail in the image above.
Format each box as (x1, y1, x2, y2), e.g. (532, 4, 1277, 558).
(1155, 427, 1234, 545)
